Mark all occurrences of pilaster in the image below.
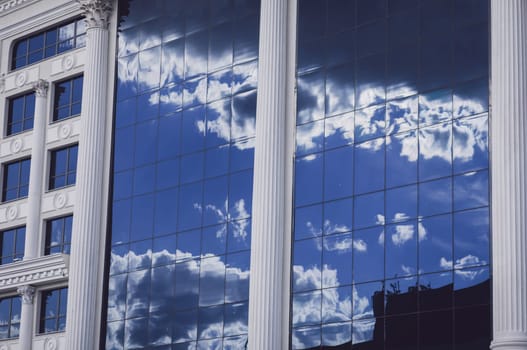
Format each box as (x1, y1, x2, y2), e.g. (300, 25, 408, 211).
(65, 1, 113, 349)
(17, 285, 35, 350)
(24, 79, 48, 260)
(247, 0, 288, 348)
(490, 1, 527, 349)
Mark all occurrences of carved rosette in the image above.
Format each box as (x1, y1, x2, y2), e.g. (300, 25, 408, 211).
(17, 285, 36, 304)
(77, 0, 113, 29)
(32, 79, 49, 97)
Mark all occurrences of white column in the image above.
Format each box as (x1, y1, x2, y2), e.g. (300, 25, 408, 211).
(17, 285, 35, 350)
(24, 79, 48, 260)
(65, 1, 113, 349)
(490, 1, 527, 349)
(248, 0, 288, 348)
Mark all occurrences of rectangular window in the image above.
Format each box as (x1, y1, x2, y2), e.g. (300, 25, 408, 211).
(44, 216, 72, 255)
(12, 18, 85, 70)
(0, 295, 21, 339)
(49, 145, 78, 190)
(2, 158, 30, 202)
(7, 92, 35, 136)
(0, 226, 25, 264)
(39, 288, 67, 334)
(53, 76, 83, 121)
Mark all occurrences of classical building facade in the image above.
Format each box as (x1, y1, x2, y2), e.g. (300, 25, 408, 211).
(0, 0, 524, 350)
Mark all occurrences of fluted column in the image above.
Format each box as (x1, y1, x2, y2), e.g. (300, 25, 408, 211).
(490, 1, 527, 349)
(248, 0, 288, 348)
(17, 285, 35, 350)
(65, 1, 113, 349)
(24, 80, 48, 260)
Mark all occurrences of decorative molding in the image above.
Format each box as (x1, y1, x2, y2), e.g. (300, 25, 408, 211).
(15, 72, 26, 87)
(10, 138, 22, 154)
(0, 254, 69, 293)
(76, 0, 113, 29)
(0, 77, 4, 93)
(2, 66, 39, 93)
(62, 55, 75, 71)
(6, 205, 18, 221)
(59, 124, 72, 139)
(42, 188, 75, 214)
(44, 337, 58, 350)
(53, 193, 66, 209)
(17, 285, 35, 304)
(0, 0, 32, 15)
(32, 79, 49, 97)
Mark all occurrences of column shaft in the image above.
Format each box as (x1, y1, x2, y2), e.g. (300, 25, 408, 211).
(65, 2, 111, 348)
(491, 1, 527, 349)
(24, 80, 48, 260)
(248, 0, 288, 348)
(17, 285, 35, 350)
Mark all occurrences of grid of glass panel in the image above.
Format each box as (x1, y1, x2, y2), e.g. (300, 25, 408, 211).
(53, 76, 83, 121)
(0, 226, 25, 265)
(45, 216, 73, 255)
(291, 0, 490, 349)
(7, 92, 35, 136)
(0, 295, 21, 339)
(49, 144, 78, 190)
(2, 158, 30, 202)
(11, 18, 86, 70)
(39, 288, 68, 334)
(105, 0, 260, 348)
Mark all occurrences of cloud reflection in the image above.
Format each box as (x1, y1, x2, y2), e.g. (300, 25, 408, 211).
(107, 248, 250, 348)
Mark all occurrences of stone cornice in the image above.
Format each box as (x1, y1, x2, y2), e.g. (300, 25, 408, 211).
(0, 254, 69, 292)
(0, 0, 34, 16)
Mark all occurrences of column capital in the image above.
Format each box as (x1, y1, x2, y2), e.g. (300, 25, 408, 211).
(32, 79, 49, 97)
(17, 285, 36, 304)
(76, 0, 113, 29)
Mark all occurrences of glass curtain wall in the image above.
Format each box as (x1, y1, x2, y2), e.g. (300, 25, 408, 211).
(291, 0, 490, 349)
(105, 0, 260, 348)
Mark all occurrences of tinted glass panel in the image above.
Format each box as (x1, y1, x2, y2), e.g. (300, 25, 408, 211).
(105, 0, 259, 348)
(291, 0, 490, 348)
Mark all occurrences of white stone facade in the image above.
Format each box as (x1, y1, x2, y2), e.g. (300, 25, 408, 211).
(0, 0, 114, 348)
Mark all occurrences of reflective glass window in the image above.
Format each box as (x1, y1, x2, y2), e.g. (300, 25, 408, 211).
(106, 0, 259, 348)
(39, 287, 68, 334)
(292, 0, 490, 348)
(2, 158, 30, 202)
(53, 75, 83, 121)
(0, 226, 25, 265)
(44, 215, 73, 255)
(49, 144, 78, 190)
(11, 18, 85, 70)
(0, 295, 21, 339)
(7, 92, 35, 136)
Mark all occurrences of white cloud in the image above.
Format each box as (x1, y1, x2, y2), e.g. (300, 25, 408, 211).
(391, 224, 414, 246)
(440, 254, 487, 280)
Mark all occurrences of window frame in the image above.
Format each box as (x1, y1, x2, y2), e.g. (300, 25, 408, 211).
(48, 144, 78, 191)
(0, 294, 22, 339)
(38, 287, 68, 334)
(44, 215, 73, 255)
(52, 75, 84, 122)
(11, 18, 86, 71)
(6, 91, 36, 137)
(0, 226, 25, 265)
(2, 158, 31, 202)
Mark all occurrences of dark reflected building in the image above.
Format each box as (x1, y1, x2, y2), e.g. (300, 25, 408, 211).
(1, 0, 526, 349)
